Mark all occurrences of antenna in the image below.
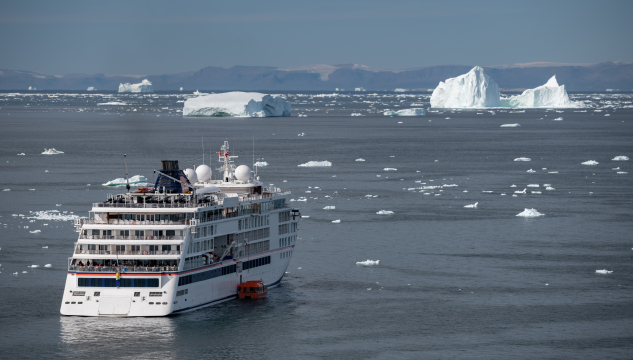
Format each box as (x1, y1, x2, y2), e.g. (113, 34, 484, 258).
(124, 154, 130, 193)
(202, 136, 204, 165)
(253, 136, 256, 176)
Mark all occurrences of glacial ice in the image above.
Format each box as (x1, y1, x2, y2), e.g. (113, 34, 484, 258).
(42, 148, 64, 155)
(97, 101, 127, 106)
(581, 160, 599, 165)
(183, 92, 291, 117)
(514, 157, 531, 161)
(118, 79, 153, 93)
(612, 156, 629, 161)
(254, 161, 269, 167)
(383, 108, 425, 116)
(27, 210, 79, 222)
(355, 158, 366, 162)
(464, 202, 478, 208)
(350, 113, 364, 116)
(332, 219, 341, 223)
(553, 117, 563, 121)
(516, 208, 545, 217)
(298, 161, 332, 167)
(45, 264, 52, 268)
(376, 210, 394, 215)
(500, 76, 575, 108)
(323, 206, 336, 210)
(30, 230, 41, 233)
(430, 66, 500, 108)
(501, 123, 521, 127)
(527, 169, 536, 173)
(356, 260, 379, 266)
(102, 175, 149, 187)
(383, 168, 397, 171)
(596, 269, 613, 274)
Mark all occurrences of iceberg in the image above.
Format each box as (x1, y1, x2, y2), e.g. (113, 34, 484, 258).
(516, 208, 545, 217)
(355, 158, 366, 162)
(102, 175, 149, 187)
(383, 108, 426, 116)
(42, 148, 64, 155)
(27, 210, 79, 222)
(254, 161, 269, 167)
(183, 92, 291, 117)
(430, 66, 500, 108)
(500, 123, 521, 127)
(332, 219, 341, 223)
(500, 76, 575, 108)
(97, 101, 127, 106)
(514, 157, 531, 161)
(118, 79, 153, 93)
(581, 160, 599, 166)
(376, 210, 394, 215)
(350, 113, 364, 116)
(553, 117, 563, 121)
(298, 161, 332, 167)
(596, 269, 613, 274)
(323, 206, 336, 210)
(464, 202, 478, 208)
(383, 168, 397, 171)
(356, 260, 379, 266)
(612, 156, 629, 161)
(87, 87, 95, 91)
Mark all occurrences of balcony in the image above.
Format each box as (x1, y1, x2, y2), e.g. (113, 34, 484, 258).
(74, 250, 182, 256)
(79, 235, 185, 241)
(81, 219, 188, 225)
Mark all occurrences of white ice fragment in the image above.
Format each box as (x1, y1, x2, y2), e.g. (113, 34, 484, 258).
(102, 175, 149, 187)
(548, 171, 558, 173)
(553, 117, 563, 121)
(323, 206, 336, 210)
(118, 79, 153, 93)
(516, 208, 545, 217)
(617, 171, 628, 174)
(527, 184, 539, 187)
(510, 184, 517, 187)
(44, 264, 52, 268)
(30, 230, 41, 233)
(500, 76, 576, 108)
(183, 92, 291, 117)
(531, 191, 542, 194)
(383, 108, 425, 116)
(356, 260, 379, 266)
(376, 210, 394, 215)
(42, 148, 64, 155)
(482, 191, 493, 193)
(27, 210, 79, 221)
(612, 156, 629, 161)
(596, 269, 613, 274)
(527, 169, 536, 173)
(254, 161, 269, 167)
(581, 160, 599, 166)
(546, 186, 555, 190)
(430, 66, 500, 108)
(17, 153, 25, 155)
(2, 189, 9, 192)
(297, 133, 306, 136)
(97, 101, 127, 106)
(442, 184, 458, 187)
(383, 168, 397, 171)
(332, 219, 341, 223)
(30, 265, 39, 268)
(298, 161, 332, 167)
(515, 188, 527, 194)
(350, 113, 364, 116)
(464, 202, 478, 208)
(42, 246, 48, 248)
(355, 158, 366, 162)
(514, 157, 531, 161)
(500, 123, 521, 127)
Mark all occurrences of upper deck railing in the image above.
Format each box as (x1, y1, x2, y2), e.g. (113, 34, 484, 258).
(68, 265, 178, 273)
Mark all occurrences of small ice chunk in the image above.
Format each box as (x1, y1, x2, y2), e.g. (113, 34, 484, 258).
(527, 169, 536, 173)
(383, 168, 397, 171)
(510, 184, 517, 187)
(44, 264, 52, 268)
(355, 158, 366, 162)
(42, 148, 64, 155)
(581, 160, 599, 165)
(383, 108, 425, 116)
(531, 191, 542, 194)
(514, 157, 531, 161)
(350, 113, 364, 116)
(464, 202, 478, 208)
(30, 265, 39, 268)
(553, 117, 563, 121)
(323, 206, 336, 210)
(254, 161, 269, 167)
(515, 188, 527, 194)
(500, 123, 521, 127)
(516, 208, 545, 217)
(332, 219, 341, 223)
(548, 171, 558, 174)
(482, 191, 493, 193)
(30, 230, 41, 233)
(545, 186, 555, 190)
(617, 171, 628, 174)
(298, 161, 332, 167)
(612, 156, 629, 161)
(595, 269, 613, 274)
(97, 101, 127, 106)
(17, 153, 25, 156)
(42, 246, 48, 248)
(527, 184, 539, 187)
(356, 260, 379, 266)
(376, 210, 394, 215)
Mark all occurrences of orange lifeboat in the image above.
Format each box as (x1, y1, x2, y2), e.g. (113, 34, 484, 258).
(237, 280, 267, 299)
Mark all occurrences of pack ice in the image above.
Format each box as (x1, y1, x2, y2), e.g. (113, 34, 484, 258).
(183, 92, 291, 117)
(500, 76, 575, 108)
(383, 108, 425, 116)
(118, 79, 153, 93)
(430, 66, 500, 108)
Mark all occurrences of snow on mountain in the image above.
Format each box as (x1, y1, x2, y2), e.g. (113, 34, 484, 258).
(183, 91, 291, 117)
(500, 76, 575, 108)
(430, 66, 500, 108)
(118, 79, 153, 93)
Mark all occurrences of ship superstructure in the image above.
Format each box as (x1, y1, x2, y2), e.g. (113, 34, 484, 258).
(61, 141, 300, 316)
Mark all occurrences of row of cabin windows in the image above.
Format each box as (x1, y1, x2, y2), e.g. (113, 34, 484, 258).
(243, 256, 271, 270)
(111, 214, 191, 221)
(78, 278, 159, 287)
(78, 244, 180, 251)
(279, 211, 291, 223)
(280, 250, 293, 259)
(239, 202, 271, 216)
(239, 215, 268, 230)
(278, 222, 298, 235)
(178, 264, 237, 286)
(196, 207, 238, 222)
(272, 199, 286, 210)
(194, 225, 216, 239)
(237, 228, 270, 243)
(188, 239, 213, 254)
(279, 235, 296, 248)
(86, 230, 182, 237)
(242, 241, 270, 257)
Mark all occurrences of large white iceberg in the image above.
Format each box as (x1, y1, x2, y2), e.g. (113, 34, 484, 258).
(102, 175, 149, 187)
(430, 66, 500, 108)
(500, 76, 574, 108)
(298, 161, 332, 167)
(118, 79, 153, 93)
(183, 92, 291, 117)
(384, 108, 425, 116)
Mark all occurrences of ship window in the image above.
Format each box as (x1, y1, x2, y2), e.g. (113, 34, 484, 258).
(135, 230, 144, 237)
(92, 230, 100, 235)
(150, 245, 159, 251)
(177, 245, 181, 251)
(131, 245, 140, 251)
(166, 230, 175, 236)
(134, 292, 140, 297)
(162, 245, 171, 251)
(83, 230, 87, 236)
(99, 245, 108, 251)
(120, 230, 129, 236)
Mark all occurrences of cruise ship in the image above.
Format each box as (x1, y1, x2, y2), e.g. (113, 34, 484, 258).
(61, 141, 300, 316)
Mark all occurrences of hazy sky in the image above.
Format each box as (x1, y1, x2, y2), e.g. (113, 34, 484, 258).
(1, 0, 631, 75)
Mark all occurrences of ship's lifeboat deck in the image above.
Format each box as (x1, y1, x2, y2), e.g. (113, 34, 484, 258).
(237, 280, 267, 299)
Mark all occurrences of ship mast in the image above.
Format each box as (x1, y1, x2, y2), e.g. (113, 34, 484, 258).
(217, 140, 238, 182)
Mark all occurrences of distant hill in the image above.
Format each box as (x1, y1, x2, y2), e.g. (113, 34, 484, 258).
(1, 62, 632, 91)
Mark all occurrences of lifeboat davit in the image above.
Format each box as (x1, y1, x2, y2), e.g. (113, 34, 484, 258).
(237, 280, 267, 299)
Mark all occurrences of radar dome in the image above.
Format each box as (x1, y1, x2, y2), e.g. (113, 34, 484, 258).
(184, 168, 197, 183)
(195, 165, 212, 182)
(235, 165, 252, 182)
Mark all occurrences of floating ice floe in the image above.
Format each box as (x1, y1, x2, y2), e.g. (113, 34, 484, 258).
(44, 264, 52, 268)
(383, 108, 425, 116)
(500, 123, 521, 127)
(355, 158, 365, 162)
(332, 219, 341, 223)
(510, 184, 517, 188)
(617, 171, 628, 174)
(516, 208, 545, 217)
(464, 202, 478, 208)
(500, 76, 575, 108)
(515, 188, 527, 194)
(546, 186, 555, 190)
(527, 169, 536, 173)
(430, 66, 500, 108)
(445, 117, 451, 119)
(612, 156, 629, 161)
(297, 114, 308, 117)
(350, 113, 364, 116)
(183, 92, 291, 117)
(30, 265, 39, 268)
(97, 101, 127, 106)
(27, 210, 79, 222)
(581, 160, 599, 166)
(323, 206, 336, 210)
(42, 148, 64, 155)
(356, 260, 379, 266)
(254, 161, 269, 167)
(596, 269, 613, 274)
(118, 79, 153, 93)
(605, 114, 610, 116)
(30, 230, 41, 233)
(482, 191, 493, 193)
(376, 210, 394, 215)
(298, 161, 332, 167)
(383, 168, 397, 171)
(17, 153, 25, 156)
(514, 157, 531, 162)
(553, 117, 563, 121)
(42, 246, 48, 249)
(2, 189, 9, 192)
(531, 191, 542, 194)
(297, 133, 306, 136)
(527, 184, 539, 187)
(102, 175, 149, 187)
(548, 171, 558, 174)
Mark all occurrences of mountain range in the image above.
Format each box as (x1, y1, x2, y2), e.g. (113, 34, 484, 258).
(1, 62, 632, 91)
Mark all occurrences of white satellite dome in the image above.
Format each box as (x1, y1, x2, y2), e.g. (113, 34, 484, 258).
(235, 165, 252, 182)
(184, 168, 197, 184)
(195, 165, 212, 182)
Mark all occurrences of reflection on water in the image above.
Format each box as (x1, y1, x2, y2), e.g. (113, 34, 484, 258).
(60, 316, 177, 359)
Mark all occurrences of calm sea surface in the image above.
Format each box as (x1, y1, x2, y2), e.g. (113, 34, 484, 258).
(0, 91, 632, 359)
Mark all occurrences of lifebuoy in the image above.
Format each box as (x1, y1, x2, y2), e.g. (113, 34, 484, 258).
(146, 236, 151, 240)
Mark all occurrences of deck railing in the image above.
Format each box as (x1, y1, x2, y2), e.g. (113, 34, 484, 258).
(79, 235, 185, 241)
(74, 250, 182, 255)
(69, 265, 178, 273)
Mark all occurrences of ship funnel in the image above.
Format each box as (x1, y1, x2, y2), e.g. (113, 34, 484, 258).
(154, 160, 190, 193)
(161, 160, 179, 170)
